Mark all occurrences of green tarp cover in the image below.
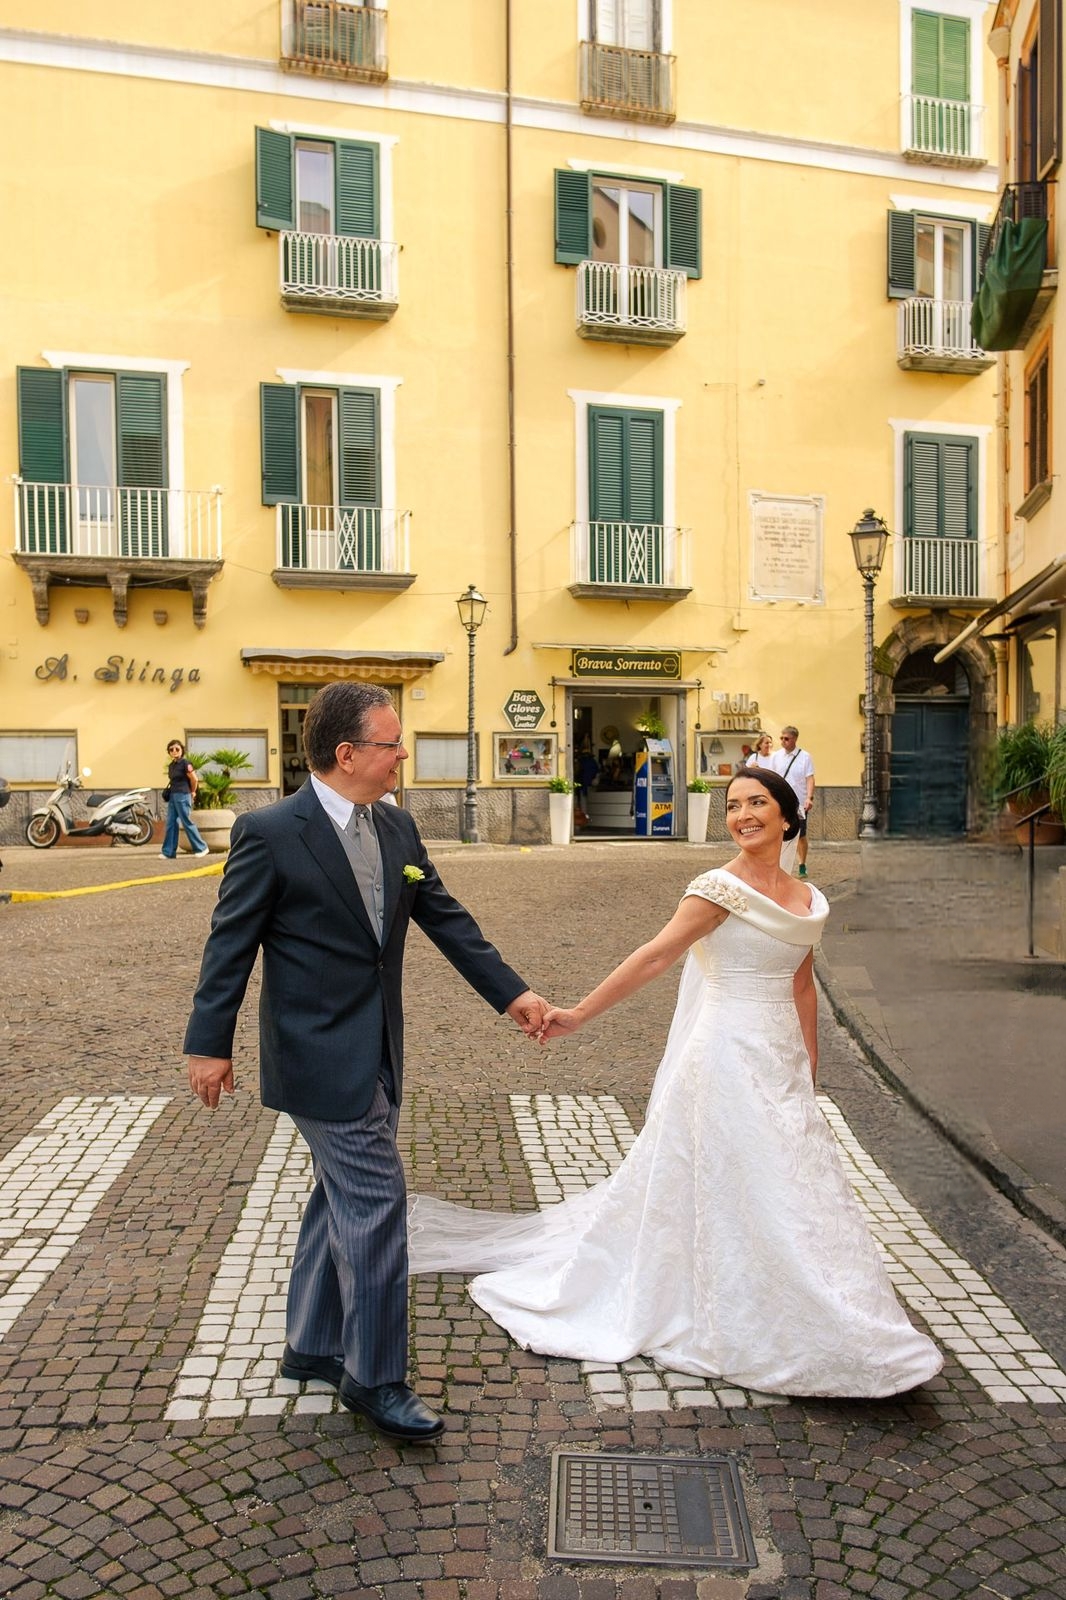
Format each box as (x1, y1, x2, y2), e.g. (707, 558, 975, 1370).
(971, 217, 1048, 350)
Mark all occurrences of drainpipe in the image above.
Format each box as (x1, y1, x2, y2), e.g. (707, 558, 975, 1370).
(503, 0, 519, 655)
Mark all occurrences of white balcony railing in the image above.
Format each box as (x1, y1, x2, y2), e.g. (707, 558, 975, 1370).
(898, 297, 989, 364)
(283, 0, 387, 80)
(276, 504, 410, 575)
(577, 261, 687, 341)
(899, 536, 980, 599)
(13, 482, 222, 560)
(571, 521, 690, 589)
(280, 232, 399, 312)
(579, 40, 675, 123)
(903, 94, 984, 162)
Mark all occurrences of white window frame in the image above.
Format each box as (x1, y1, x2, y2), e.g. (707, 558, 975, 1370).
(889, 415, 992, 595)
(186, 731, 269, 783)
(579, 0, 672, 52)
(568, 387, 681, 531)
(591, 175, 664, 268)
(269, 119, 397, 245)
(43, 352, 188, 493)
(300, 388, 340, 509)
(898, 0, 988, 160)
(414, 733, 473, 783)
(276, 370, 401, 557)
(914, 213, 973, 301)
(0, 732, 77, 783)
(294, 139, 336, 235)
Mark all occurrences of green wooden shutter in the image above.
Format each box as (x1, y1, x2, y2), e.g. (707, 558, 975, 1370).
(338, 388, 380, 569)
(555, 169, 592, 264)
(664, 183, 701, 278)
(17, 367, 68, 554)
(17, 368, 66, 483)
(905, 433, 976, 541)
(260, 383, 300, 505)
(972, 221, 991, 285)
(588, 407, 663, 583)
(335, 140, 378, 237)
(256, 127, 294, 231)
(1038, 0, 1062, 178)
(912, 11, 969, 99)
(589, 409, 626, 523)
(117, 373, 167, 557)
(887, 210, 917, 298)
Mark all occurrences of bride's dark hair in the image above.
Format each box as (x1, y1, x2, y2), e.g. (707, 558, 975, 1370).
(726, 767, 802, 841)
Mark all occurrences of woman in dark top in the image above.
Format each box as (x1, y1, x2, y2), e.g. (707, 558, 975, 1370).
(161, 740, 211, 860)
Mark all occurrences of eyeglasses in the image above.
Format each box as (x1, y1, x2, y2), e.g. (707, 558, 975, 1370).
(348, 737, 406, 751)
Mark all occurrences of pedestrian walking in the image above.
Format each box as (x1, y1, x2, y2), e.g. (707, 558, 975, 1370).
(771, 725, 815, 877)
(160, 740, 210, 860)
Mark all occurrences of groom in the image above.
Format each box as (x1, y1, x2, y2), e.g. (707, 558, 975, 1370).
(184, 682, 546, 1441)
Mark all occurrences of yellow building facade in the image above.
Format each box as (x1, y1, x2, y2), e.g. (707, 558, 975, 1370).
(0, 0, 1001, 844)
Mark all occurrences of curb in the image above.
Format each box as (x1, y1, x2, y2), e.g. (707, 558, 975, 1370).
(0, 859, 224, 903)
(815, 913, 1066, 1251)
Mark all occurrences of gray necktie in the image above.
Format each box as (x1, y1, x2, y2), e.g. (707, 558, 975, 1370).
(345, 804, 384, 937)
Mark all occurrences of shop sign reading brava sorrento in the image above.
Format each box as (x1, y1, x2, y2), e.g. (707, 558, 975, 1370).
(34, 654, 201, 693)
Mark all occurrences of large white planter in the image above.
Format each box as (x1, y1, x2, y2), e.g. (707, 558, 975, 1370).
(548, 791, 573, 845)
(183, 807, 236, 853)
(686, 790, 711, 844)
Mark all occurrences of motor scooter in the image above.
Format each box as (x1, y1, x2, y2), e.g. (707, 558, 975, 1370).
(25, 768, 154, 849)
(0, 776, 9, 873)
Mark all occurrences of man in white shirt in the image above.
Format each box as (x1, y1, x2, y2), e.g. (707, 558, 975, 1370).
(772, 725, 816, 878)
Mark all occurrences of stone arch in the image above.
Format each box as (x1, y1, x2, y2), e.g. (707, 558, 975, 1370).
(872, 613, 996, 834)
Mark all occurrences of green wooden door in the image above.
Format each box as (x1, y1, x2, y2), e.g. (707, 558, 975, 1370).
(889, 699, 969, 835)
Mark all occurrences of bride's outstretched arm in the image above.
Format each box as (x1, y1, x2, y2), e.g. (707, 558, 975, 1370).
(539, 895, 727, 1039)
(793, 949, 818, 1081)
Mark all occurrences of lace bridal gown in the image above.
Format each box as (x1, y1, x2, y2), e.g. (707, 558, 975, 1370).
(408, 868, 942, 1398)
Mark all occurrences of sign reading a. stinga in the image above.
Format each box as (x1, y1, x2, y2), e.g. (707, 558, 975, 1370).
(572, 649, 681, 680)
(34, 654, 201, 693)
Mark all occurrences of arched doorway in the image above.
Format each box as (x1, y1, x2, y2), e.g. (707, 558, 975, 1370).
(888, 648, 970, 835)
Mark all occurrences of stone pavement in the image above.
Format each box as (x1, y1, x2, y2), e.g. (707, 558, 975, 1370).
(0, 838, 1065, 1600)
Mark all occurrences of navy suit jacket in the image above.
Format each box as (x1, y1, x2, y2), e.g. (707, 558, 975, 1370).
(183, 784, 528, 1120)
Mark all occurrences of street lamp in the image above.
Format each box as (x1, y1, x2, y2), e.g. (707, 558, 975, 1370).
(847, 509, 890, 840)
(456, 583, 488, 843)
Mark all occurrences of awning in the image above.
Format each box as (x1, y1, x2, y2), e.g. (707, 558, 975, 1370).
(240, 648, 444, 682)
(933, 554, 1066, 663)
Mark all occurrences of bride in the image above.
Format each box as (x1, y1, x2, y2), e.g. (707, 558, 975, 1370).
(409, 767, 942, 1398)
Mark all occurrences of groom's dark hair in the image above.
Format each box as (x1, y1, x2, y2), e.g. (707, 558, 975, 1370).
(727, 767, 802, 841)
(303, 682, 394, 773)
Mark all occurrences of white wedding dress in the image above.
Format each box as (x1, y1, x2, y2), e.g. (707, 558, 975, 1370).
(408, 868, 942, 1398)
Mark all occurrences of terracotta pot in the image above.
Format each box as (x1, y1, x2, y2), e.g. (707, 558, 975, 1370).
(1007, 796, 1065, 846)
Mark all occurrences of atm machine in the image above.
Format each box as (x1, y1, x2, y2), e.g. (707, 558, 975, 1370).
(633, 737, 675, 837)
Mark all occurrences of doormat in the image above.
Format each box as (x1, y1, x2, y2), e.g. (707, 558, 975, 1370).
(547, 1450, 756, 1569)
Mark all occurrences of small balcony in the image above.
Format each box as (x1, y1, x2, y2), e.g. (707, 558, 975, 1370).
(273, 504, 414, 591)
(890, 536, 991, 608)
(280, 232, 399, 318)
(282, 0, 387, 82)
(902, 94, 985, 167)
(569, 521, 691, 601)
(897, 298, 993, 372)
(579, 40, 675, 125)
(12, 481, 223, 627)
(576, 261, 687, 345)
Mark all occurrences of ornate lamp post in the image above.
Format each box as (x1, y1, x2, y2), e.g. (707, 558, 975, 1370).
(456, 584, 488, 843)
(847, 510, 890, 840)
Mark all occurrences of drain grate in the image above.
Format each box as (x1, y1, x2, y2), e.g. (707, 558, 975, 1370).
(547, 1450, 757, 1569)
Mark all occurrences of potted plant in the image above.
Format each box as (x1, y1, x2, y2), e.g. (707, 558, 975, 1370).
(989, 722, 1064, 845)
(686, 776, 712, 844)
(186, 747, 252, 852)
(547, 775, 573, 845)
(635, 710, 668, 741)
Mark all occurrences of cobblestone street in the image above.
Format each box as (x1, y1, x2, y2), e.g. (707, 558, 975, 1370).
(1, 840, 1065, 1600)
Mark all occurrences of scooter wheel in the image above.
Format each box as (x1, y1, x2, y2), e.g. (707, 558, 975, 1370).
(130, 810, 154, 847)
(25, 815, 60, 848)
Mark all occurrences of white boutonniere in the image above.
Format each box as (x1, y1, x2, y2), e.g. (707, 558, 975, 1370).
(403, 864, 426, 884)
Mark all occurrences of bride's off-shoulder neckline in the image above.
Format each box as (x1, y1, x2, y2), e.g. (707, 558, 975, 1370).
(716, 866, 818, 919)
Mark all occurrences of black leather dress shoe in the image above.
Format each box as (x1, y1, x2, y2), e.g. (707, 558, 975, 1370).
(279, 1344, 345, 1389)
(338, 1376, 445, 1442)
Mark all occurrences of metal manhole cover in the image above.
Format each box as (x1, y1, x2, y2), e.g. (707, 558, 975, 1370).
(548, 1450, 756, 1569)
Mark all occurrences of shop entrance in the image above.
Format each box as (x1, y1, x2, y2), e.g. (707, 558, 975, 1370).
(570, 691, 681, 838)
(277, 683, 403, 798)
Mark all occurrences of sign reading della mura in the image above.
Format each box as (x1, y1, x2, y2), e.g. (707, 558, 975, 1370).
(503, 689, 546, 730)
(572, 649, 681, 680)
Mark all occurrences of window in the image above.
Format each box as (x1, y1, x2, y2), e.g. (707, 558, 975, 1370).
(261, 382, 382, 570)
(16, 367, 168, 557)
(904, 431, 977, 540)
(1024, 340, 1051, 502)
(912, 10, 969, 103)
(0, 732, 77, 782)
(186, 732, 269, 782)
(588, 406, 663, 581)
(1017, 0, 1061, 183)
(256, 129, 379, 238)
(414, 734, 472, 782)
(493, 734, 557, 780)
(589, 0, 659, 50)
(555, 170, 700, 277)
(886, 210, 986, 300)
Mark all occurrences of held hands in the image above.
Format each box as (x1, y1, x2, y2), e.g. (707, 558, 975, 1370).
(188, 1055, 235, 1109)
(536, 1006, 584, 1042)
(505, 990, 549, 1037)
